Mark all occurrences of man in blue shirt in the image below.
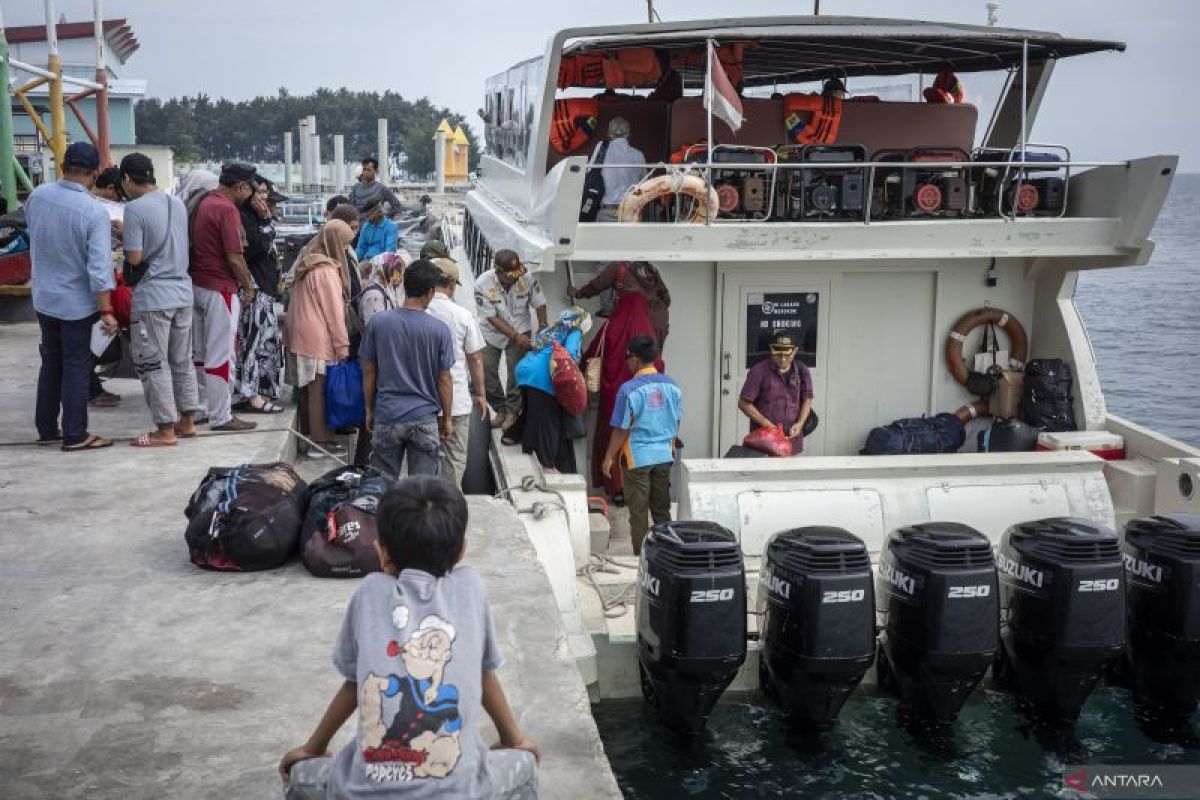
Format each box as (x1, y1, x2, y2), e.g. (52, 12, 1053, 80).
(27, 142, 117, 451)
(601, 335, 683, 555)
(354, 200, 398, 262)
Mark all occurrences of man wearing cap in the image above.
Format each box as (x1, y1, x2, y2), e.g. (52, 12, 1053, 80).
(426, 256, 487, 487)
(189, 162, 259, 431)
(348, 156, 404, 217)
(120, 152, 200, 447)
(591, 116, 646, 223)
(738, 329, 814, 455)
(26, 141, 116, 450)
(355, 200, 398, 262)
(474, 249, 548, 429)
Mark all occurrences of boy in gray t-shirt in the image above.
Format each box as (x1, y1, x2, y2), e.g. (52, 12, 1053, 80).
(280, 478, 539, 799)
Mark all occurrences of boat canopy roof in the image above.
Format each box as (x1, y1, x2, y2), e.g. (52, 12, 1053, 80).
(557, 16, 1124, 88)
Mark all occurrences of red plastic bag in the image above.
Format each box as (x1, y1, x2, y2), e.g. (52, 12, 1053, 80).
(743, 425, 793, 458)
(550, 341, 587, 416)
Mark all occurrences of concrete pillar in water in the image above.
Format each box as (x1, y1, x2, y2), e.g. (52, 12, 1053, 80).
(297, 119, 310, 189)
(283, 131, 293, 192)
(307, 115, 319, 191)
(333, 134, 345, 192)
(434, 129, 447, 194)
(377, 118, 387, 180)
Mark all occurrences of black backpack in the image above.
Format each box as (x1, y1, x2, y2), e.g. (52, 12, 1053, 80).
(300, 466, 394, 578)
(184, 463, 307, 571)
(1022, 358, 1077, 432)
(861, 413, 965, 455)
(579, 140, 610, 222)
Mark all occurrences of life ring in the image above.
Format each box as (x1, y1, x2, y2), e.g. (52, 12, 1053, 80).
(617, 172, 721, 223)
(954, 400, 990, 425)
(945, 307, 1029, 385)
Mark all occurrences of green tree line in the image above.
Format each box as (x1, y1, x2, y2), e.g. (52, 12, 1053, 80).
(134, 87, 477, 177)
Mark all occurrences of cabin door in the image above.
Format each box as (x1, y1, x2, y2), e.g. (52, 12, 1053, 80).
(717, 270, 830, 457)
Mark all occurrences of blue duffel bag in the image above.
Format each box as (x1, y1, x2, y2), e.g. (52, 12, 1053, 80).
(324, 360, 365, 430)
(861, 412, 966, 455)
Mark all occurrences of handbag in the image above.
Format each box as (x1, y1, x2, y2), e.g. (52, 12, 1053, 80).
(585, 322, 607, 394)
(124, 192, 173, 287)
(579, 140, 610, 222)
(324, 360, 366, 430)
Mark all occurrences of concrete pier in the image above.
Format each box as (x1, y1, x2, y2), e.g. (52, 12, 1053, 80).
(0, 322, 619, 799)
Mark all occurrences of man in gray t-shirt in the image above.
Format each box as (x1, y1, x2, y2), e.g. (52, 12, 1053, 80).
(361, 260, 455, 479)
(120, 153, 200, 447)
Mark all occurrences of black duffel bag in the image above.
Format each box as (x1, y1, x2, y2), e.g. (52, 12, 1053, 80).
(861, 413, 966, 455)
(978, 417, 1041, 452)
(301, 466, 393, 578)
(1022, 358, 1077, 432)
(184, 462, 307, 571)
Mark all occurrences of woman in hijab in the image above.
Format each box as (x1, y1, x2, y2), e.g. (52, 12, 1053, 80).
(282, 219, 354, 458)
(175, 169, 219, 215)
(358, 251, 406, 327)
(233, 177, 285, 413)
(503, 306, 591, 473)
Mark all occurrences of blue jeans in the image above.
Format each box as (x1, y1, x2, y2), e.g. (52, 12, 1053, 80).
(36, 312, 98, 445)
(370, 416, 441, 479)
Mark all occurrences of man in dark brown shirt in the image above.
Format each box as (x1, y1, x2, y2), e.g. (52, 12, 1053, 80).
(738, 329, 814, 454)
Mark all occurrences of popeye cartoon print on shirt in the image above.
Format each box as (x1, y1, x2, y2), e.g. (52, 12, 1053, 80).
(359, 608, 463, 783)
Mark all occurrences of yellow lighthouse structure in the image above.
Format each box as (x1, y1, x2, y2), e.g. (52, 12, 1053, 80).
(433, 119, 469, 186)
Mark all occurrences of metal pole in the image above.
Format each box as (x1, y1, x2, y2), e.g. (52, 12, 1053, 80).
(0, 6, 19, 209)
(704, 40, 714, 224)
(646, 1, 653, 23)
(92, 0, 110, 166)
(45, 0, 68, 175)
(282, 131, 292, 192)
(814, 0, 821, 14)
(1020, 39, 1028, 154)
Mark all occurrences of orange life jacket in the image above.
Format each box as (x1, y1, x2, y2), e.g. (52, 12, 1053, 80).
(923, 71, 965, 104)
(549, 98, 599, 155)
(669, 43, 748, 87)
(603, 48, 662, 88)
(783, 94, 843, 145)
(558, 53, 606, 89)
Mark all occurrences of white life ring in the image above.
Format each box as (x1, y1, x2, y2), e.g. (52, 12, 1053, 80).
(617, 172, 721, 223)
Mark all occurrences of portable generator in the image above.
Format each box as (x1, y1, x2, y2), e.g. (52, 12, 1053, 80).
(871, 147, 970, 219)
(773, 144, 866, 221)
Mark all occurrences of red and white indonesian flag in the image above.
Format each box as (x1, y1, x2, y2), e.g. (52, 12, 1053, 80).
(705, 40, 744, 132)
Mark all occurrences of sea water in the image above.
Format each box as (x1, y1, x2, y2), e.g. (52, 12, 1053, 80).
(594, 174, 1200, 798)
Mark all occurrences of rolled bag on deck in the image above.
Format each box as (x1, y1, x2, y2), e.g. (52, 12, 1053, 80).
(944, 306, 1029, 385)
(550, 98, 600, 154)
(617, 172, 721, 223)
(783, 94, 843, 145)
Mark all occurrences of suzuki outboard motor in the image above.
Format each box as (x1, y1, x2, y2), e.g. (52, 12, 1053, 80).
(759, 527, 875, 727)
(996, 517, 1125, 719)
(876, 522, 999, 722)
(1122, 513, 1200, 715)
(636, 521, 746, 734)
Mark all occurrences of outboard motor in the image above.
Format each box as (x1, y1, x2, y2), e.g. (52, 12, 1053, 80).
(759, 527, 875, 727)
(996, 517, 1126, 719)
(636, 521, 746, 734)
(1122, 513, 1200, 715)
(876, 522, 999, 722)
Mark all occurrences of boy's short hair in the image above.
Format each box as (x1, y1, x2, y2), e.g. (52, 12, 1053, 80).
(362, 156, 380, 169)
(404, 259, 441, 298)
(627, 334, 658, 365)
(325, 194, 349, 213)
(376, 477, 467, 577)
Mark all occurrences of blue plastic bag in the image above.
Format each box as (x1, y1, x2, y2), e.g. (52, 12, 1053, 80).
(324, 360, 365, 429)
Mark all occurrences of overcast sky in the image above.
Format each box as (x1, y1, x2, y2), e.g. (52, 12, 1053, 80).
(5, 0, 1197, 168)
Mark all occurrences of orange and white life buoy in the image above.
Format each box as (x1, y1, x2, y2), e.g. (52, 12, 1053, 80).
(616, 172, 720, 223)
(945, 307, 1029, 385)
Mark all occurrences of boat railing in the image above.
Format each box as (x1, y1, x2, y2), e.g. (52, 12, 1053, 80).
(583, 144, 1130, 225)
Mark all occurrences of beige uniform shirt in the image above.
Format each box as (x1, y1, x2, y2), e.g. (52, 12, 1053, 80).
(473, 268, 547, 349)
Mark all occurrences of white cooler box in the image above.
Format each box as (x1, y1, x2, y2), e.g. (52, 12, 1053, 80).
(1036, 431, 1126, 461)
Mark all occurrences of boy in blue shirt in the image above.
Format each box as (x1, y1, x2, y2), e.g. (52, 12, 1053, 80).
(280, 477, 539, 798)
(600, 335, 683, 555)
(356, 201, 399, 262)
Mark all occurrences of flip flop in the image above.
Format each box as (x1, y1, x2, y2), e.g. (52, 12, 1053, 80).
(131, 434, 177, 448)
(242, 399, 285, 414)
(61, 434, 113, 452)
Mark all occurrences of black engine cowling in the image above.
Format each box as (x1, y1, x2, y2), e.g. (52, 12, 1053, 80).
(1122, 513, 1200, 716)
(636, 521, 746, 734)
(876, 522, 999, 722)
(759, 527, 875, 727)
(996, 517, 1126, 718)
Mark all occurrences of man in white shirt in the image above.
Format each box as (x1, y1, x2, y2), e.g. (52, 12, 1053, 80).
(427, 257, 488, 487)
(594, 116, 646, 222)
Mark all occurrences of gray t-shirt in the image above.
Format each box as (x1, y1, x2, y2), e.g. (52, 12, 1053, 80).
(360, 308, 455, 426)
(123, 191, 192, 314)
(329, 568, 503, 798)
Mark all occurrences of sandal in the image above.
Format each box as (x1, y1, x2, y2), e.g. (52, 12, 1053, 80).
(61, 434, 113, 452)
(131, 433, 177, 448)
(242, 397, 285, 414)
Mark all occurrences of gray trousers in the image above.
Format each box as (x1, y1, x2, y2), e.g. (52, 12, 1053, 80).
(132, 306, 200, 427)
(192, 286, 240, 427)
(370, 416, 441, 479)
(284, 749, 537, 799)
(482, 340, 524, 416)
(440, 413, 471, 489)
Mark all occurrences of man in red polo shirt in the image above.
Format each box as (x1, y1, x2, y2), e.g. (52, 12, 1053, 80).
(190, 162, 258, 431)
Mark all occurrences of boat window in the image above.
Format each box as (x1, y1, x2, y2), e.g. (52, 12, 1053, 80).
(746, 292, 819, 369)
(484, 59, 541, 171)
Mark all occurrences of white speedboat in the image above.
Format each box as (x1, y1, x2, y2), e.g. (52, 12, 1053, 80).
(461, 16, 1196, 724)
